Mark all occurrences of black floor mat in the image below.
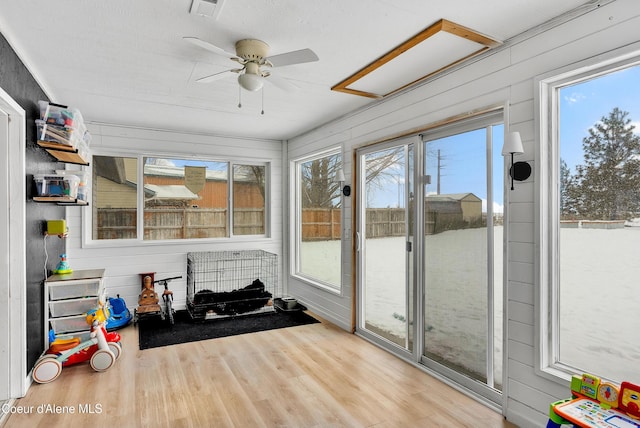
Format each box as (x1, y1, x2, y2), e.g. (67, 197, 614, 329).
(138, 309, 319, 350)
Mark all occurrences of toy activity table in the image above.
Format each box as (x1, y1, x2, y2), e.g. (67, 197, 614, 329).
(550, 398, 640, 428)
(547, 374, 640, 428)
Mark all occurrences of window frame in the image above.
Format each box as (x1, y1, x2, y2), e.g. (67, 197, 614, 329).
(535, 49, 640, 383)
(290, 147, 344, 294)
(83, 151, 271, 248)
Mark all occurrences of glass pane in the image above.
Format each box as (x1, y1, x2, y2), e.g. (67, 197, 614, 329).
(233, 164, 266, 235)
(363, 146, 410, 348)
(492, 124, 504, 390)
(92, 155, 138, 240)
(558, 65, 640, 383)
(423, 129, 489, 384)
(297, 152, 342, 288)
(143, 158, 228, 240)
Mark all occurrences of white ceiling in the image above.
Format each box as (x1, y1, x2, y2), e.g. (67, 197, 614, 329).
(0, 0, 591, 141)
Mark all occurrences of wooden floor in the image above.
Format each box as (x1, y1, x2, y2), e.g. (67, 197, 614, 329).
(4, 314, 516, 427)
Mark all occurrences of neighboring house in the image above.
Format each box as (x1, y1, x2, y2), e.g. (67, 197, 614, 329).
(426, 192, 482, 224)
(94, 159, 263, 209)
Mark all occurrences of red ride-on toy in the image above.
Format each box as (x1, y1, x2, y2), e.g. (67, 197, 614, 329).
(32, 304, 122, 384)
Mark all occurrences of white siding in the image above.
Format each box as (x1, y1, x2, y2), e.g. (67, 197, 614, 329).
(64, 123, 283, 314)
(286, 1, 640, 426)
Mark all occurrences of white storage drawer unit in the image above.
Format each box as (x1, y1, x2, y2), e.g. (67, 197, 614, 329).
(44, 269, 105, 349)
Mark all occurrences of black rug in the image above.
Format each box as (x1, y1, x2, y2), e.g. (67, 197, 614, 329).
(138, 309, 319, 350)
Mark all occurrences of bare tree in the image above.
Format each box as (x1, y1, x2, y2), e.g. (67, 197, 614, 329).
(301, 147, 405, 209)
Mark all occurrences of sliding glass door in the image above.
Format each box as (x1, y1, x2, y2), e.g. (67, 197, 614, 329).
(421, 120, 503, 402)
(357, 138, 415, 353)
(356, 113, 504, 406)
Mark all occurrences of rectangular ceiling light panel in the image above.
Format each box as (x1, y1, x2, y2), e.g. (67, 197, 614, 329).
(332, 19, 501, 99)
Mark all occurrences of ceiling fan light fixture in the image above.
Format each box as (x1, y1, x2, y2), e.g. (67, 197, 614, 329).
(238, 73, 263, 92)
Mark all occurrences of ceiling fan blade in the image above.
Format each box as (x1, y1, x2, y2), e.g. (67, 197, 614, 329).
(267, 48, 319, 68)
(196, 69, 235, 83)
(183, 37, 237, 59)
(265, 75, 300, 92)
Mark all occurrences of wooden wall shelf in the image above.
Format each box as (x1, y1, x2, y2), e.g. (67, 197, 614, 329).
(37, 141, 89, 166)
(33, 196, 89, 206)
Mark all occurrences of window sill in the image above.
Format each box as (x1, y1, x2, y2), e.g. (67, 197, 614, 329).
(81, 234, 273, 249)
(535, 363, 575, 390)
(290, 273, 342, 296)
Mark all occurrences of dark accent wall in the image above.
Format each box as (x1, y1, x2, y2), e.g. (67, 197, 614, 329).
(0, 32, 65, 372)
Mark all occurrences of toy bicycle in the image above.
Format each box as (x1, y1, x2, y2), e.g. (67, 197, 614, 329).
(135, 275, 181, 325)
(32, 304, 122, 384)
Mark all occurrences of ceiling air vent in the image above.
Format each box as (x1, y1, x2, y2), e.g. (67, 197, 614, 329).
(190, 0, 225, 18)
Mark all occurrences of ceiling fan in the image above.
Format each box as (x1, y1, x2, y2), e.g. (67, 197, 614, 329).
(184, 37, 319, 92)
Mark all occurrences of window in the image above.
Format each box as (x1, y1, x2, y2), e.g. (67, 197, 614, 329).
(539, 55, 640, 384)
(91, 155, 268, 242)
(92, 155, 138, 240)
(292, 148, 343, 291)
(143, 157, 229, 240)
(233, 164, 267, 236)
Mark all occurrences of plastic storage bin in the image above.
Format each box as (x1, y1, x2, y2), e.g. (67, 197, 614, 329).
(55, 170, 90, 202)
(48, 280, 101, 301)
(48, 296, 101, 317)
(36, 101, 89, 148)
(49, 314, 90, 334)
(39, 101, 76, 125)
(34, 174, 80, 198)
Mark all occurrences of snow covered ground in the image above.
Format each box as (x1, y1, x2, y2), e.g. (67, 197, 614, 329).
(301, 225, 640, 384)
(559, 226, 640, 383)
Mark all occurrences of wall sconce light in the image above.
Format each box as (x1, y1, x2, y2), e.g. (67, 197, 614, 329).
(336, 168, 351, 197)
(501, 131, 530, 190)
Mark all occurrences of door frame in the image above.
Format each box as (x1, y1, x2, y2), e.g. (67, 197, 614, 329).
(355, 135, 422, 363)
(0, 86, 28, 399)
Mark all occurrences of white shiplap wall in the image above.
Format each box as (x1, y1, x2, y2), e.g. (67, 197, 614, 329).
(286, 1, 640, 426)
(64, 124, 283, 314)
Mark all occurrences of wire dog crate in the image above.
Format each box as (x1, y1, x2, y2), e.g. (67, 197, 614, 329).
(186, 250, 279, 320)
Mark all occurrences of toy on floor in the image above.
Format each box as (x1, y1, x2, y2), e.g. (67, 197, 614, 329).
(134, 274, 181, 325)
(105, 294, 132, 331)
(135, 274, 161, 317)
(547, 373, 640, 427)
(32, 303, 122, 384)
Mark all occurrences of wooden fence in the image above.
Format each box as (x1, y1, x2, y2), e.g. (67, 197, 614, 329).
(95, 207, 487, 240)
(96, 208, 263, 240)
(363, 208, 470, 238)
(301, 208, 341, 241)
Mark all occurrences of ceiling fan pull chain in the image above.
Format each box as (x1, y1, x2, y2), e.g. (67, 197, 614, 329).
(261, 87, 265, 115)
(238, 85, 242, 109)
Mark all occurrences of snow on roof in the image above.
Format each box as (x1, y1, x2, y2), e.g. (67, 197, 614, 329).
(144, 184, 201, 200)
(143, 164, 227, 180)
(426, 192, 481, 202)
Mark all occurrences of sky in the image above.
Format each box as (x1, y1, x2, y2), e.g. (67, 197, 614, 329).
(367, 62, 640, 211)
(367, 125, 505, 212)
(559, 64, 640, 172)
